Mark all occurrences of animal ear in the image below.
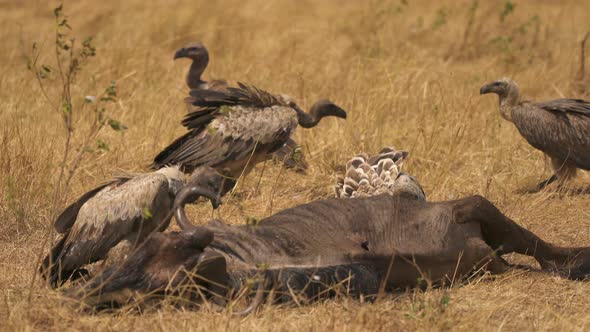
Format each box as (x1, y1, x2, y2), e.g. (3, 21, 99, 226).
(194, 251, 229, 297)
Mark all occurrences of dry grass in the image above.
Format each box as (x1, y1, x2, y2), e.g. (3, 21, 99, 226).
(2, 0, 590, 330)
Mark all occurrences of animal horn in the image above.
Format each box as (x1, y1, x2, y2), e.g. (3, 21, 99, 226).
(173, 184, 221, 231)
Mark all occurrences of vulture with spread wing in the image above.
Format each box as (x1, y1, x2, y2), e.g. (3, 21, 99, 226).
(172, 42, 316, 173)
(480, 78, 590, 189)
(335, 147, 425, 200)
(153, 81, 346, 191)
(40, 166, 222, 287)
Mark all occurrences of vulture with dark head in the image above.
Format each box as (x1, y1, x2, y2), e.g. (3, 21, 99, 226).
(480, 78, 590, 189)
(172, 42, 312, 172)
(40, 166, 222, 287)
(153, 81, 347, 193)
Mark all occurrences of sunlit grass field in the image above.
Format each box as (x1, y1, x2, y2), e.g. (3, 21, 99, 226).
(2, 0, 590, 330)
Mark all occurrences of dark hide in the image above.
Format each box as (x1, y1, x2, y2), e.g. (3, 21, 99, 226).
(71, 194, 590, 308)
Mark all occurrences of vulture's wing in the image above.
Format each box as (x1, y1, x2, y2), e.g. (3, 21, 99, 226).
(227, 82, 287, 108)
(513, 101, 590, 169)
(335, 147, 424, 200)
(154, 83, 297, 172)
(54, 176, 132, 234)
(44, 173, 173, 286)
(153, 111, 295, 172)
(182, 82, 288, 130)
(182, 89, 236, 130)
(535, 99, 590, 117)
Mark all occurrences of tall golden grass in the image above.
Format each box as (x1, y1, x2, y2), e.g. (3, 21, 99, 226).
(1, 0, 590, 330)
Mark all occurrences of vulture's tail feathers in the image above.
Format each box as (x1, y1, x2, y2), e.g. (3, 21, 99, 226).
(40, 235, 73, 288)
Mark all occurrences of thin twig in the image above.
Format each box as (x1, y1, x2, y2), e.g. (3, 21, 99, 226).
(578, 32, 590, 81)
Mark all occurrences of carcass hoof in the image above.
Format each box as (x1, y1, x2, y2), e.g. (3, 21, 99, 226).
(560, 264, 590, 281)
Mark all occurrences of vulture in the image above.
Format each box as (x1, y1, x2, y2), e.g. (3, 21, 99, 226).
(335, 146, 425, 200)
(172, 42, 311, 172)
(480, 78, 590, 189)
(40, 166, 222, 287)
(153, 82, 347, 193)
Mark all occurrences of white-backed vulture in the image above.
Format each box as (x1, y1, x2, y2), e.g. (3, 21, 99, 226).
(40, 166, 222, 287)
(152, 83, 347, 192)
(335, 146, 425, 200)
(480, 78, 590, 188)
(173, 42, 309, 172)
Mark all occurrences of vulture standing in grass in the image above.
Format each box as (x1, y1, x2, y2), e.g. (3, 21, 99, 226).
(480, 78, 590, 189)
(335, 147, 425, 200)
(173, 42, 310, 172)
(40, 166, 222, 287)
(153, 82, 347, 193)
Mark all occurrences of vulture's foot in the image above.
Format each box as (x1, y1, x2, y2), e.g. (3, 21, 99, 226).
(272, 141, 308, 173)
(281, 156, 309, 173)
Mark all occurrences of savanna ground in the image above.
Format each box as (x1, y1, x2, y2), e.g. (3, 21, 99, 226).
(1, 0, 590, 330)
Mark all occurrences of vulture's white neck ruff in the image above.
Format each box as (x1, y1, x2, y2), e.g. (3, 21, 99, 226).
(156, 165, 185, 182)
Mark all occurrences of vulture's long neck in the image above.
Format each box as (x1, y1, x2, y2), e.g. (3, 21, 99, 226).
(293, 105, 320, 128)
(186, 60, 208, 90)
(498, 87, 520, 122)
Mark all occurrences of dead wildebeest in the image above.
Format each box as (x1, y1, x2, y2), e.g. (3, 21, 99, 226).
(68, 154, 590, 312)
(69, 192, 590, 311)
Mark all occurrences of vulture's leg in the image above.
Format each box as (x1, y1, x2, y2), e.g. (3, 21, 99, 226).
(551, 157, 577, 186)
(452, 195, 590, 279)
(220, 175, 237, 197)
(537, 157, 577, 190)
(272, 138, 308, 172)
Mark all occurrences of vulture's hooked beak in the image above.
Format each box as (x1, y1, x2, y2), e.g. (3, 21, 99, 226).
(173, 48, 187, 60)
(334, 106, 347, 119)
(480, 83, 493, 95)
(324, 102, 348, 119)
